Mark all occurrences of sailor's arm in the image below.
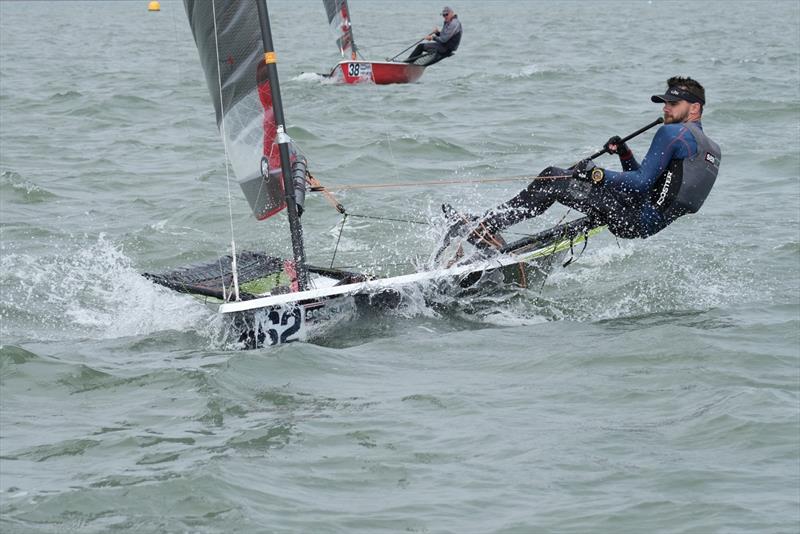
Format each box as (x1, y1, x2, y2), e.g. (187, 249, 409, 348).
(602, 126, 685, 196)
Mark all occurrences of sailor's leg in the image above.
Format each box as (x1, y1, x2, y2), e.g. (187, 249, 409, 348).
(405, 43, 427, 63)
(582, 186, 642, 238)
(550, 181, 644, 237)
(441, 166, 599, 251)
(480, 166, 575, 231)
(419, 44, 453, 66)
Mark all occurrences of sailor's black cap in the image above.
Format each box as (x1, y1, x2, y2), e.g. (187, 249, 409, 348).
(651, 86, 705, 105)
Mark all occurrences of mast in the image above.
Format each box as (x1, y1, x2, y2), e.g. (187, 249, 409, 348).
(344, 0, 357, 60)
(254, 0, 309, 290)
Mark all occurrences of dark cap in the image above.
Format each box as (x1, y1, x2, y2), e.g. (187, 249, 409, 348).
(441, 6, 453, 15)
(651, 86, 705, 105)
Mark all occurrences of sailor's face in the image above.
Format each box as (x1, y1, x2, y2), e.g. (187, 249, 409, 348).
(662, 100, 691, 124)
(663, 99, 702, 124)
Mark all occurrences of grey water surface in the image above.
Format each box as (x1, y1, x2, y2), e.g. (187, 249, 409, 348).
(1, 1, 798, 532)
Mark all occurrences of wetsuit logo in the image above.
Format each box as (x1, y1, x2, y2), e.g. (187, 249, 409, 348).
(656, 170, 673, 207)
(704, 152, 718, 166)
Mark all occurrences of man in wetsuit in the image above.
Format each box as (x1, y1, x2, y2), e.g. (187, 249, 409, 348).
(449, 76, 722, 246)
(404, 6, 462, 64)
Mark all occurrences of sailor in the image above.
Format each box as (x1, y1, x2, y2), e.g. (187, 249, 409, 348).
(450, 76, 722, 246)
(404, 6, 462, 64)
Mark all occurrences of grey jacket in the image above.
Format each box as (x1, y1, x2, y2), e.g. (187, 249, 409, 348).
(435, 15, 462, 51)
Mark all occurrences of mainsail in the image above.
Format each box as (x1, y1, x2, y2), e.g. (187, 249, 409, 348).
(184, 0, 305, 221)
(323, 0, 357, 60)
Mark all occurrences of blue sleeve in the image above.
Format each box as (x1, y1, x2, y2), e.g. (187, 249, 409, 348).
(602, 124, 698, 197)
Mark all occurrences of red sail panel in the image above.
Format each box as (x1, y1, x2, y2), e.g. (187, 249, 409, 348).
(255, 60, 286, 219)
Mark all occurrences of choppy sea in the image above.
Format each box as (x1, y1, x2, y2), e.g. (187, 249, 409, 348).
(1, 1, 799, 532)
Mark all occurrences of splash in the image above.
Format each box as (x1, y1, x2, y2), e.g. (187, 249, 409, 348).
(0, 235, 212, 343)
(0, 223, 748, 349)
(509, 64, 541, 79)
(543, 238, 759, 321)
(293, 72, 329, 84)
(415, 211, 756, 330)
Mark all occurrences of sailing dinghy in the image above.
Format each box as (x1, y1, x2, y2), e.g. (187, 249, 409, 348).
(321, 0, 426, 85)
(144, 0, 604, 348)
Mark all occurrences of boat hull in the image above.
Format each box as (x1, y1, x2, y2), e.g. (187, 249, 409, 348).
(226, 231, 605, 347)
(328, 60, 426, 85)
(226, 250, 564, 348)
(145, 219, 603, 348)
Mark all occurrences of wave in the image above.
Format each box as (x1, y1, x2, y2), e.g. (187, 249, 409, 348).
(0, 170, 57, 204)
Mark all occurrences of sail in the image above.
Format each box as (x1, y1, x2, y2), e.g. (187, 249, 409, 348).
(184, 0, 303, 220)
(323, 0, 356, 59)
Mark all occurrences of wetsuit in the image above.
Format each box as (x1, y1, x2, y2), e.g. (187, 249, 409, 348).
(406, 16, 462, 63)
(481, 121, 720, 239)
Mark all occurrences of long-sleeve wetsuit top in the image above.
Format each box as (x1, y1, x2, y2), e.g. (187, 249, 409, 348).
(434, 16, 462, 49)
(602, 121, 701, 236)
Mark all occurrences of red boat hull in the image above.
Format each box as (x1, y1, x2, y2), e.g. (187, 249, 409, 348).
(328, 60, 426, 85)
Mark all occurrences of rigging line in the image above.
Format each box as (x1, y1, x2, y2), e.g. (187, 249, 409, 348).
(329, 213, 348, 268)
(211, 0, 240, 301)
(309, 174, 572, 192)
(311, 174, 591, 255)
(169, 2, 220, 246)
(307, 176, 530, 229)
(368, 83, 403, 186)
(386, 38, 425, 61)
(306, 171, 346, 213)
(345, 212, 553, 239)
(346, 212, 429, 225)
(352, 44, 367, 61)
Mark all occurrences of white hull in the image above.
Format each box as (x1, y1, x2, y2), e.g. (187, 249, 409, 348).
(220, 226, 602, 314)
(222, 224, 605, 347)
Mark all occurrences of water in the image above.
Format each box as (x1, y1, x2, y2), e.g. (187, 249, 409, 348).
(1, 0, 798, 532)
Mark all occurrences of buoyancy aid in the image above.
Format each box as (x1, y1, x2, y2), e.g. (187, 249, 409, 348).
(650, 122, 721, 224)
